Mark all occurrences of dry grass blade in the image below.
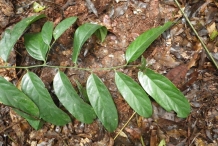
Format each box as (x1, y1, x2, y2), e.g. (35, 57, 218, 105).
(113, 112, 136, 140)
(174, 0, 218, 70)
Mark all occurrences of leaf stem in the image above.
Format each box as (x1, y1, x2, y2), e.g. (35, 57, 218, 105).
(174, 0, 218, 70)
(0, 64, 137, 71)
(140, 136, 145, 146)
(0, 64, 45, 69)
(45, 40, 56, 62)
(0, 119, 24, 134)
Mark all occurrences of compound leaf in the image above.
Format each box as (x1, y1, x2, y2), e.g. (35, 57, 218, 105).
(24, 32, 49, 61)
(0, 14, 45, 62)
(115, 72, 152, 117)
(53, 17, 77, 40)
(21, 72, 71, 126)
(138, 69, 190, 118)
(86, 73, 118, 132)
(0, 76, 39, 119)
(41, 21, 53, 46)
(125, 21, 173, 63)
(73, 23, 105, 63)
(53, 71, 96, 124)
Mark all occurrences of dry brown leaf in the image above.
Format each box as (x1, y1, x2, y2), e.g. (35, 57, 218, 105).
(0, 51, 17, 81)
(166, 129, 187, 138)
(165, 64, 188, 87)
(150, 129, 158, 146)
(125, 127, 141, 140)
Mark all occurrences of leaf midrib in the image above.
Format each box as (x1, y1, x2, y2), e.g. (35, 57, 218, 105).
(27, 73, 52, 104)
(117, 73, 142, 99)
(144, 72, 187, 111)
(127, 27, 162, 61)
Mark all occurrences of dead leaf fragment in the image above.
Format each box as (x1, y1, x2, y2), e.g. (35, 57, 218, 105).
(166, 64, 188, 88)
(125, 127, 141, 140)
(207, 22, 218, 40)
(86, 0, 98, 17)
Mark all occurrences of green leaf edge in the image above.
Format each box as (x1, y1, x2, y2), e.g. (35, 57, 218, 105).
(53, 71, 96, 124)
(125, 21, 173, 63)
(53, 16, 77, 40)
(86, 73, 118, 132)
(72, 23, 106, 63)
(138, 69, 191, 118)
(0, 14, 46, 62)
(21, 72, 71, 126)
(115, 71, 152, 117)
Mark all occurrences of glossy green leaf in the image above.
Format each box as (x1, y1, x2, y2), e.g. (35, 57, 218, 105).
(125, 21, 173, 63)
(26, 118, 44, 130)
(72, 23, 104, 63)
(53, 71, 96, 124)
(0, 76, 42, 130)
(94, 26, 107, 42)
(24, 32, 49, 61)
(115, 72, 152, 117)
(0, 14, 45, 62)
(86, 73, 118, 132)
(21, 72, 71, 126)
(53, 17, 77, 40)
(41, 21, 54, 46)
(138, 69, 191, 118)
(14, 109, 43, 130)
(0, 76, 39, 118)
(139, 56, 147, 71)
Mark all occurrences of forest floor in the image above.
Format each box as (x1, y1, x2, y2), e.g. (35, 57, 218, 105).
(0, 0, 218, 145)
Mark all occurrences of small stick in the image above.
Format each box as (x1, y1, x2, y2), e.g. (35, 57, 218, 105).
(0, 119, 24, 134)
(114, 111, 136, 140)
(174, 0, 218, 70)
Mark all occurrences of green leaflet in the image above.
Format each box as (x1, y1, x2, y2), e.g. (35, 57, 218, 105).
(53, 17, 77, 40)
(139, 56, 147, 71)
(94, 26, 107, 42)
(53, 71, 96, 124)
(115, 72, 152, 117)
(0, 77, 39, 129)
(41, 21, 54, 46)
(138, 69, 190, 118)
(86, 73, 118, 132)
(21, 72, 71, 125)
(72, 23, 107, 63)
(24, 32, 49, 61)
(75, 79, 89, 103)
(125, 21, 173, 63)
(0, 14, 45, 62)
(13, 109, 43, 130)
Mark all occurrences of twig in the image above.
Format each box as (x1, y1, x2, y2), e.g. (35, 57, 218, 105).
(174, 0, 218, 70)
(114, 111, 136, 140)
(189, 132, 201, 146)
(0, 64, 138, 71)
(140, 136, 145, 146)
(0, 119, 24, 134)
